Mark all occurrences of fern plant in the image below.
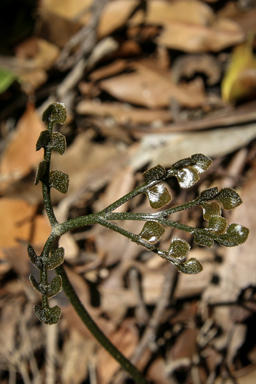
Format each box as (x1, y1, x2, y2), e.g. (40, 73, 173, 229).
(28, 102, 249, 384)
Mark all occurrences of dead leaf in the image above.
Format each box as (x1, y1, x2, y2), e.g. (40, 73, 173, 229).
(215, 368, 256, 384)
(148, 0, 215, 25)
(0, 198, 35, 259)
(221, 4, 256, 36)
(39, 8, 82, 48)
(227, 324, 247, 372)
(14, 36, 39, 58)
(89, 59, 127, 81)
(0, 197, 51, 273)
(43, 0, 93, 23)
(0, 103, 45, 191)
(146, 357, 172, 384)
(172, 54, 221, 85)
(98, 0, 139, 37)
(97, 320, 138, 384)
(156, 17, 244, 53)
(0, 199, 49, 282)
(19, 38, 60, 92)
(76, 100, 172, 125)
(99, 63, 206, 108)
(170, 328, 198, 360)
(137, 0, 245, 53)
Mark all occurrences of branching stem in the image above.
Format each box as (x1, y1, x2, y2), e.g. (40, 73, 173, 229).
(30, 103, 248, 384)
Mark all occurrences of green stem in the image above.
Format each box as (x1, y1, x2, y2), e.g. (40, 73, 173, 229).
(42, 121, 58, 226)
(55, 264, 149, 384)
(95, 217, 180, 264)
(101, 212, 196, 235)
(41, 218, 150, 383)
(101, 181, 149, 214)
(42, 183, 58, 226)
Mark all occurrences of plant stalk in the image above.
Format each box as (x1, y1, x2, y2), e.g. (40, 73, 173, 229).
(55, 265, 149, 384)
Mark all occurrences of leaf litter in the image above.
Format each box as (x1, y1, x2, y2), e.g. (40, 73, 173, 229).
(0, 0, 256, 383)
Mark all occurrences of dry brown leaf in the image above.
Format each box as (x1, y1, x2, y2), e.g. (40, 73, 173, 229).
(42, 0, 93, 23)
(76, 100, 172, 125)
(97, 320, 138, 384)
(226, 324, 247, 373)
(146, 357, 173, 384)
(220, 4, 256, 35)
(89, 59, 127, 81)
(39, 8, 82, 48)
(0, 198, 36, 259)
(112, 39, 142, 58)
(170, 328, 198, 360)
(0, 197, 51, 273)
(156, 17, 244, 53)
(146, 0, 215, 26)
(215, 368, 256, 384)
(99, 64, 206, 108)
(98, 0, 139, 37)
(172, 54, 221, 85)
(130, 0, 244, 52)
(14, 36, 39, 58)
(14, 38, 60, 92)
(32, 214, 52, 246)
(0, 103, 45, 191)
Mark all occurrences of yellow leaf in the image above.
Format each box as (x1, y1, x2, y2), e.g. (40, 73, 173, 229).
(221, 35, 256, 103)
